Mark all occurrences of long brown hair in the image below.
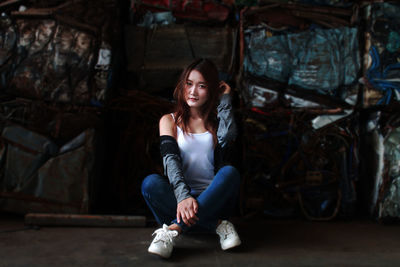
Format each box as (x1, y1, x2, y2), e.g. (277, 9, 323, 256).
(173, 58, 220, 144)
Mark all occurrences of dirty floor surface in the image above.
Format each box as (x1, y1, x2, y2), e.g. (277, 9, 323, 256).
(1, 213, 400, 267)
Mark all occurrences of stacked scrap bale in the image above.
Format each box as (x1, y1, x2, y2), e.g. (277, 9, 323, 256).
(0, 0, 120, 214)
(361, 2, 400, 222)
(238, 1, 361, 220)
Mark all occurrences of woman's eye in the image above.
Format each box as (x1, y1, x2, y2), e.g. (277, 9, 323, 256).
(186, 82, 192, 86)
(199, 84, 207, 89)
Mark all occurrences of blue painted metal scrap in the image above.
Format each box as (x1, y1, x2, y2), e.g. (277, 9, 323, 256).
(365, 3, 400, 105)
(244, 27, 360, 98)
(1, 125, 58, 192)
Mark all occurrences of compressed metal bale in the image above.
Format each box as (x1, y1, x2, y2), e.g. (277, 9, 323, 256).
(0, 125, 58, 193)
(241, 105, 359, 219)
(377, 126, 400, 220)
(3, 0, 120, 106)
(9, 20, 96, 104)
(244, 30, 291, 83)
(0, 15, 17, 90)
(289, 27, 360, 92)
(364, 3, 400, 106)
(0, 15, 16, 66)
(379, 177, 400, 219)
(35, 129, 95, 212)
(0, 125, 100, 214)
(244, 27, 360, 98)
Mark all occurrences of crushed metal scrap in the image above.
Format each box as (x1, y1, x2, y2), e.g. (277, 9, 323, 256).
(240, 105, 359, 220)
(1, 0, 400, 222)
(0, 125, 101, 214)
(366, 109, 400, 222)
(239, 2, 361, 220)
(363, 2, 400, 107)
(0, 98, 104, 214)
(1, 0, 120, 106)
(0, 0, 119, 215)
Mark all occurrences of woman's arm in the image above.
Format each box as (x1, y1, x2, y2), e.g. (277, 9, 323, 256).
(159, 115, 198, 226)
(159, 114, 176, 137)
(217, 81, 238, 148)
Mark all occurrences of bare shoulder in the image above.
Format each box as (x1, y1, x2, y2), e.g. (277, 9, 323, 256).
(159, 113, 174, 127)
(159, 113, 176, 137)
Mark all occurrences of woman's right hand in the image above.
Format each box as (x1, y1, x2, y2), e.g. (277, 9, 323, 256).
(219, 81, 231, 95)
(177, 197, 199, 226)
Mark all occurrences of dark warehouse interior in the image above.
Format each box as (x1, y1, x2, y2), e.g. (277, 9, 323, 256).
(1, 0, 400, 265)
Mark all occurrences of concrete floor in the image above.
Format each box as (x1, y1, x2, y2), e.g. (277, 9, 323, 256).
(1, 213, 400, 267)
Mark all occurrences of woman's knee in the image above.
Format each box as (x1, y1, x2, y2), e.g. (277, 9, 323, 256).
(217, 165, 240, 186)
(141, 174, 164, 197)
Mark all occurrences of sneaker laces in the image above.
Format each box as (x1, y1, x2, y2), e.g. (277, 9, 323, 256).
(218, 221, 235, 240)
(152, 224, 178, 248)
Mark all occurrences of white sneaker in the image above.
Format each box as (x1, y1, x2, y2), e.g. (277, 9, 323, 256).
(216, 220, 241, 250)
(148, 224, 178, 258)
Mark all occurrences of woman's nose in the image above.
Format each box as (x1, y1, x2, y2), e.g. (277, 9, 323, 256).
(189, 85, 197, 94)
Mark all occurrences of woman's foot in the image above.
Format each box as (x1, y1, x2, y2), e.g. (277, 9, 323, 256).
(148, 224, 179, 258)
(216, 220, 241, 250)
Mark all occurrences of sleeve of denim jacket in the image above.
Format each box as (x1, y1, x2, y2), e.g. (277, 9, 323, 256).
(217, 93, 237, 148)
(160, 135, 192, 203)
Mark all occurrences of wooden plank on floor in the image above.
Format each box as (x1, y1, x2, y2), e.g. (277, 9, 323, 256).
(25, 213, 146, 227)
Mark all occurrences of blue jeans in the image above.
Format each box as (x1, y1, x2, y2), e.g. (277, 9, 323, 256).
(141, 165, 240, 233)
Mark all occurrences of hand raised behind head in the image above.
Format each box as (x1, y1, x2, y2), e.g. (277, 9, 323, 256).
(219, 81, 231, 95)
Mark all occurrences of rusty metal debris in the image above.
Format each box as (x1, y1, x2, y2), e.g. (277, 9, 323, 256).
(0, 0, 117, 215)
(366, 109, 400, 222)
(240, 106, 359, 220)
(363, 2, 400, 107)
(0, 125, 101, 214)
(244, 2, 359, 28)
(238, 2, 362, 221)
(1, 0, 119, 106)
(1, 1, 400, 222)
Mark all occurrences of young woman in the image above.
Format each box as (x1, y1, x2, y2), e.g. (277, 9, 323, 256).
(141, 58, 241, 258)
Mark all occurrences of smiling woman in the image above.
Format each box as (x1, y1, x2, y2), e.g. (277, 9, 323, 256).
(141, 58, 241, 259)
(185, 70, 208, 109)
(171, 59, 221, 141)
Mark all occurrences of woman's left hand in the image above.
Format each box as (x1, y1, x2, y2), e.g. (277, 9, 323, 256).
(219, 81, 231, 95)
(176, 197, 199, 227)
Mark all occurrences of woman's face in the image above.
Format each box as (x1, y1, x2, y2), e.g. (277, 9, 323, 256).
(185, 70, 209, 109)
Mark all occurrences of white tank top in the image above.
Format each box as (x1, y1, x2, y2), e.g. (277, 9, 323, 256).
(172, 114, 215, 194)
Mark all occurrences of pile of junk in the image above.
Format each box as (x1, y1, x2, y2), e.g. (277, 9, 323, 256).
(0, 0, 120, 215)
(238, 0, 400, 222)
(1, 0, 400, 225)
